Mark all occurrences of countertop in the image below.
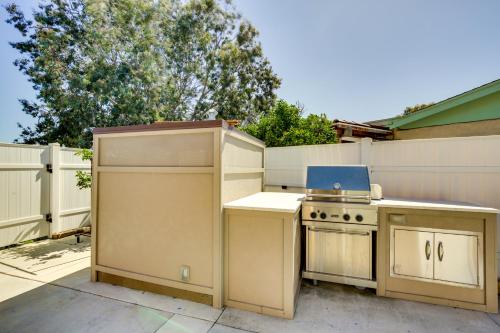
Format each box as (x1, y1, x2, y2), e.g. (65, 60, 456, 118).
(372, 198, 499, 214)
(224, 192, 305, 213)
(224, 192, 499, 215)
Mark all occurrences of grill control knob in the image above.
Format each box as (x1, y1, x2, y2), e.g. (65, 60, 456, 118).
(355, 214, 363, 222)
(310, 212, 317, 219)
(343, 214, 351, 221)
(320, 212, 327, 219)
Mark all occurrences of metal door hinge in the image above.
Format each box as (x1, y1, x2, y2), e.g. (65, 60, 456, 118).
(46, 164, 53, 173)
(46, 213, 52, 223)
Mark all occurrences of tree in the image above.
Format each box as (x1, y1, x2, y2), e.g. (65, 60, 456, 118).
(75, 148, 92, 189)
(5, 0, 280, 148)
(403, 102, 435, 115)
(242, 100, 337, 147)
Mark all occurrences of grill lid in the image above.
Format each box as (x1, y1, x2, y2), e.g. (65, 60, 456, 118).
(306, 165, 371, 203)
(306, 166, 370, 191)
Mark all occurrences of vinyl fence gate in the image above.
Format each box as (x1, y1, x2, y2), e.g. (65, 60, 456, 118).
(0, 143, 91, 247)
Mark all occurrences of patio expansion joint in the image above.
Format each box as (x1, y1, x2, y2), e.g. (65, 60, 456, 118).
(0, 261, 38, 275)
(211, 307, 258, 333)
(486, 313, 500, 327)
(29, 255, 91, 273)
(151, 314, 215, 333)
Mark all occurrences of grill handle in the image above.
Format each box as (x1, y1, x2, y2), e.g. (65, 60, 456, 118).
(306, 193, 371, 199)
(310, 228, 370, 236)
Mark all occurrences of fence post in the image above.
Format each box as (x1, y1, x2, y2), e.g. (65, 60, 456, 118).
(49, 143, 61, 237)
(360, 138, 373, 172)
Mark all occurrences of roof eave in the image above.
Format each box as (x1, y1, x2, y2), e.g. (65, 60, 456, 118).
(389, 79, 500, 129)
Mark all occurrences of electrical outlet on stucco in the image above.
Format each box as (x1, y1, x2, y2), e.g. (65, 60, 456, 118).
(180, 265, 190, 282)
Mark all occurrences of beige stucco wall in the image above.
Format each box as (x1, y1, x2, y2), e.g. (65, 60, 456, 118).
(394, 118, 500, 140)
(92, 123, 265, 309)
(224, 209, 301, 319)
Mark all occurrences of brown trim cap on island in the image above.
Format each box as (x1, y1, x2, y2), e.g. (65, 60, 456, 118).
(93, 119, 227, 134)
(92, 119, 265, 146)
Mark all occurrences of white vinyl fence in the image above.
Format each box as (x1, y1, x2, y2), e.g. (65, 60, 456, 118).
(265, 135, 500, 209)
(265, 135, 500, 276)
(0, 143, 90, 247)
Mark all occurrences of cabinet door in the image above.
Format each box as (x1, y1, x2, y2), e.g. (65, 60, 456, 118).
(393, 229, 433, 279)
(434, 233, 479, 286)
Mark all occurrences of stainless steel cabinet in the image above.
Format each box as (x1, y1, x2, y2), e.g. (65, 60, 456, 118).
(393, 229, 433, 279)
(391, 226, 482, 287)
(378, 208, 497, 313)
(434, 233, 479, 286)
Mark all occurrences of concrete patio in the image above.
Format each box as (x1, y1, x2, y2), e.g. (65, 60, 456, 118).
(0, 237, 499, 333)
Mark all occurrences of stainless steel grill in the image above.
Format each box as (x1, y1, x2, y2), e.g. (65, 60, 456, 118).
(302, 165, 378, 289)
(305, 165, 371, 203)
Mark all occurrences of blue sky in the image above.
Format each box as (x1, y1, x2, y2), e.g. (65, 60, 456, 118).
(1, 0, 500, 142)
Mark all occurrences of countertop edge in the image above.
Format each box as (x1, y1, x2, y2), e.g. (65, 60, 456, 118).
(224, 204, 300, 214)
(373, 201, 499, 214)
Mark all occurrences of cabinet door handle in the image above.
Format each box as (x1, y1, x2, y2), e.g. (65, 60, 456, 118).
(438, 241, 444, 261)
(425, 240, 431, 260)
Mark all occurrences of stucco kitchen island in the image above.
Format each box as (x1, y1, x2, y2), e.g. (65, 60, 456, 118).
(91, 120, 265, 308)
(223, 192, 305, 319)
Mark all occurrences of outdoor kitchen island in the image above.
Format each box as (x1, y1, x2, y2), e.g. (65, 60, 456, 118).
(223, 192, 305, 319)
(374, 198, 498, 313)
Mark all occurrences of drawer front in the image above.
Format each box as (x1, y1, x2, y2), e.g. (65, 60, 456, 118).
(392, 229, 434, 280)
(434, 233, 479, 286)
(307, 227, 371, 279)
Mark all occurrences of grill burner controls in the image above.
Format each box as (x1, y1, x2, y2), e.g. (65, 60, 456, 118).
(301, 204, 378, 226)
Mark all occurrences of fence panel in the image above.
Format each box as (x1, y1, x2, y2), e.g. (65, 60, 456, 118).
(265, 135, 500, 209)
(0, 143, 90, 247)
(264, 143, 361, 187)
(52, 146, 91, 235)
(0, 143, 50, 247)
(370, 135, 500, 210)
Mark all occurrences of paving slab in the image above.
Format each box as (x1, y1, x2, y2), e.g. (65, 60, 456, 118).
(0, 274, 173, 333)
(156, 314, 214, 333)
(0, 237, 222, 322)
(0, 273, 45, 302)
(0, 236, 90, 277)
(488, 308, 500, 327)
(218, 282, 500, 333)
(51, 267, 223, 322)
(1, 237, 499, 333)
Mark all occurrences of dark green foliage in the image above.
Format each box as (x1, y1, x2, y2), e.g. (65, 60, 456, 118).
(5, 0, 280, 147)
(75, 148, 92, 189)
(403, 102, 435, 115)
(242, 100, 337, 147)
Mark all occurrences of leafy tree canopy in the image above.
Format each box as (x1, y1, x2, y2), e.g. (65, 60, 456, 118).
(403, 102, 435, 116)
(242, 100, 336, 147)
(5, 0, 280, 147)
(74, 148, 92, 189)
